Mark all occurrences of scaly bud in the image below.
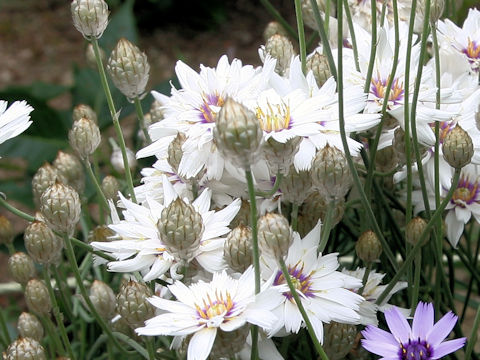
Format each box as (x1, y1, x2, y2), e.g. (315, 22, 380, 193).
(69, 118, 101, 160)
(442, 125, 474, 169)
(53, 151, 85, 194)
(299, 192, 345, 237)
(32, 163, 66, 207)
(213, 98, 263, 169)
(0, 215, 15, 245)
(17, 313, 44, 342)
(406, 217, 428, 246)
(230, 200, 250, 228)
(73, 104, 97, 123)
(258, 213, 293, 260)
(210, 325, 250, 359)
(101, 176, 120, 201)
(8, 253, 36, 285)
(24, 221, 63, 265)
(265, 34, 295, 76)
(263, 136, 301, 175)
(71, 0, 109, 39)
(167, 133, 186, 174)
(263, 21, 288, 42)
(223, 225, 253, 273)
(157, 198, 204, 262)
(25, 279, 52, 315)
(375, 146, 398, 173)
(323, 322, 357, 360)
(116, 281, 155, 328)
(301, 0, 331, 30)
(311, 145, 352, 200)
(418, 0, 445, 23)
(306, 51, 331, 87)
(107, 38, 150, 99)
(4, 337, 46, 360)
(150, 100, 164, 123)
(40, 183, 81, 235)
(111, 145, 136, 173)
(279, 165, 313, 205)
(356, 230, 382, 262)
(88, 225, 114, 243)
(90, 280, 116, 320)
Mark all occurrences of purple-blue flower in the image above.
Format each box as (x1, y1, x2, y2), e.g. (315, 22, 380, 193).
(361, 302, 466, 359)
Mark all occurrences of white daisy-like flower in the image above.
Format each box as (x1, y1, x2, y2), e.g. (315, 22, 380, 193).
(136, 268, 281, 360)
(137, 55, 276, 180)
(261, 221, 364, 342)
(91, 177, 240, 281)
(342, 267, 408, 326)
(0, 100, 33, 150)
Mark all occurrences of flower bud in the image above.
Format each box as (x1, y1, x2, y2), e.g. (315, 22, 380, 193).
(356, 230, 382, 262)
(301, 0, 332, 30)
(442, 125, 474, 169)
(306, 51, 331, 87)
(418, 0, 445, 23)
(111, 145, 136, 173)
(263, 136, 301, 175)
(8, 253, 36, 285)
(101, 175, 120, 201)
(279, 165, 314, 205)
(213, 98, 263, 169)
(116, 281, 155, 328)
(265, 34, 295, 76)
(32, 163, 66, 207)
(88, 225, 114, 243)
(167, 133, 186, 174)
(4, 337, 46, 360)
(323, 322, 357, 360)
(24, 221, 63, 265)
(224, 225, 253, 273)
(230, 200, 250, 228)
(311, 145, 352, 200)
(299, 192, 345, 237)
(107, 38, 150, 99)
(375, 146, 398, 173)
(17, 313, 44, 342)
(210, 325, 250, 359)
(0, 215, 15, 245)
(86, 43, 106, 69)
(73, 104, 97, 123)
(263, 21, 288, 42)
(406, 217, 428, 246)
(69, 118, 101, 160)
(71, 0, 109, 39)
(157, 198, 204, 262)
(90, 280, 116, 320)
(25, 279, 52, 315)
(150, 100, 164, 123)
(53, 151, 85, 194)
(40, 183, 81, 235)
(258, 213, 293, 260)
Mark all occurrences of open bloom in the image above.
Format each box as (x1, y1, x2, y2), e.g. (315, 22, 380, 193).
(136, 268, 280, 360)
(362, 302, 466, 359)
(0, 100, 33, 149)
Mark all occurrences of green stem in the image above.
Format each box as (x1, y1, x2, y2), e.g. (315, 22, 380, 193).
(52, 268, 74, 320)
(255, 173, 284, 198)
(134, 97, 152, 144)
(85, 159, 109, 211)
(343, 0, 360, 72)
(324, 0, 330, 39)
(146, 338, 155, 360)
(294, 0, 307, 74)
(63, 234, 129, 354)
(41, 313, 65, 357)
(91, 38, 136, 203)
(0, 308, 10, 348)
(279, 257, 329, 359)
(362, 0, 377, 94)
(259, 0, 298, 40)
(411, 253, 422, 314)
(358, 262, 372, 296)
(0, 196, 35, 222)
(465, 305, 480, 360)
(70, 237, 114, 261)
(245, 169, 260, 360)
(318, 200, 335, 253)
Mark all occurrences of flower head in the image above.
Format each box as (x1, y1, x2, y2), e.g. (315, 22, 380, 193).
(362, 302, 466, 359)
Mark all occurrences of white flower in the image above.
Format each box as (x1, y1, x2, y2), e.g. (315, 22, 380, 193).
(136, 268, 281, 360)
(261, 221, 364, 341)
(342, 267, 408, 326)
(0, 100, 33, 150)
(91, 177, 240, 281)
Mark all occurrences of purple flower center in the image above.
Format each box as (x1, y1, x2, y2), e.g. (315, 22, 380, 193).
(195, 291, 235, 326)
(450, 175, 480, 207)
(428, 121, 455, 145)
(198, 93, 224, 123)
(399, 339, 432, 360)
(370, 76, 404, 105)
(273, 262, 315, 300)
(256, 102, 292, 133)
(462, 38, 480, 61)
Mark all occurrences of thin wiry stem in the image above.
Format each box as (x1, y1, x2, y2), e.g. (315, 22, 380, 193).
(294, 0, 307, 74)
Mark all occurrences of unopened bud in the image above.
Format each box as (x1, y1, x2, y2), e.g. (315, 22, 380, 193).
(32, 163, 66, 207)
(263, 21, 288, 42)
(418, 0, 445, 23)
(69, 118, 101, 160)
(150, 100, 164, 123)
(0, 215, 15, 245)
(406, 217, 428, 246)
(53, 151, 85, 194)
(40, 183, 81, 235)
(393, 127, 407, 165)
(167, 133, 186, 174)
(24, 221, 63, 265)
(213, 98, 263, 169)
(442, 125, 473, 169)
(230, 200, 250, 228)
(323, 322, 357, 360)
(17, 313, 44, 342)
(356, 230, 382, 262)
(301, 0, 331, 30)
(73, 104, 97, 123)
(88, 225, 114, 243)
(258, 213, 293, 260)
(265, 34, 295, 76)
(116, 281, 155, 328)
(86, 43, 106, 69)
(71, 0, 109, 39)
(306, 51, 331, 87)
(101, 176, 120, 200)
(90, 280, 116, 320)
(263, 137, 301, 175)
(8, 252, 36, 284)
(279, 165, 313, 205)
(157, 198, 204, 262)
(224, 225, 253, 273)
(107, 38, 150, 99)
(311, 145, 352, 200)
(4, 337, 46, 360)
(210, 325, 250, 359)
(25, 279, 52, 315)
(299, 192, 345, 237)
(111, 145, 136, 173)
(376, 146, 398, 173)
